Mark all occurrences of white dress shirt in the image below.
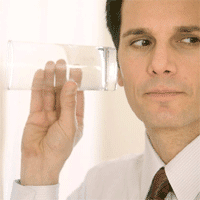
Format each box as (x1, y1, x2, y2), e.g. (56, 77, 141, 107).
(10, 132, 200, 200)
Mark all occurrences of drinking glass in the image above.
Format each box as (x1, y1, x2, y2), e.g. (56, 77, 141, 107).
(6, 41, 118, 91)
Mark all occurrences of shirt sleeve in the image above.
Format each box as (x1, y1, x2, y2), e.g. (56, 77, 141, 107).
(10, 163, 103, 200)
(66, 182, 86, 200)
(10, 179, 59, 200)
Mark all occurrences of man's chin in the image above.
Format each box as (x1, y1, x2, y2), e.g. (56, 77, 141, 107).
(144, 116, 185, 129)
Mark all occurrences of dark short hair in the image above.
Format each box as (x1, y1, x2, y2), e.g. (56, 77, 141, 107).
(106, 0, 123, 69)
(106, 0, 123, 51)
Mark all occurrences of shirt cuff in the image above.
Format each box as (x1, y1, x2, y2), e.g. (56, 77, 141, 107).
(10, 179, 59, 200)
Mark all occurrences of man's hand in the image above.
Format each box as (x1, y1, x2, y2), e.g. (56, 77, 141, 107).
(20, 60, 84, 186)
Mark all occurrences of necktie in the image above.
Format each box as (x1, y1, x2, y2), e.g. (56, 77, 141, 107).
(146, 167, 174, 200)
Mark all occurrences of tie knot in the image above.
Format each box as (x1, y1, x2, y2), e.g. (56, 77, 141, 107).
(146, 167, 174, 200)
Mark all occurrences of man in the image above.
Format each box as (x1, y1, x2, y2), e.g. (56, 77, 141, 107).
(11, 0, 200, 199)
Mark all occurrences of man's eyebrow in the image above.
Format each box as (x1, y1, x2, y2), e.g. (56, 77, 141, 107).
(175, 26, 200, 33)
(122, 28, 151, 38)
(122, 26, 200, 38)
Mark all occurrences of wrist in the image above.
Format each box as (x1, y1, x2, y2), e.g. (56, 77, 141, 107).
(20, 157, 60, 186)
(20, 172, 59, 186)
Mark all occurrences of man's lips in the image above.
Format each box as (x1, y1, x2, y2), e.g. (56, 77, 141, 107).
(146, 92, 183, 96)
(146, 92, 183, 94)
(146, 88, 183, 94)
(145, 92, 184, 101)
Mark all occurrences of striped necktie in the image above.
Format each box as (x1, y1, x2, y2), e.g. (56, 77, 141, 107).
(146, 167, 174, 200)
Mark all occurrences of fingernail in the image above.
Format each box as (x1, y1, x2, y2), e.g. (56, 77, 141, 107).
(69, 79, 77, 87)
(66, 82, 77, 94)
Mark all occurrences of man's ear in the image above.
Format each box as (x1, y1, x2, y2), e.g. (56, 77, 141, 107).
(117, 68, 124, 87)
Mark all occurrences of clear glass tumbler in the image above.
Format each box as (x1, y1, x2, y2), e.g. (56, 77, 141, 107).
(6, 41, 118, 91)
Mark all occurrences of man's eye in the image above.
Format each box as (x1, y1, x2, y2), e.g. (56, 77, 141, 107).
(180, 37, 200, 45)
(130, 39, 151, 48)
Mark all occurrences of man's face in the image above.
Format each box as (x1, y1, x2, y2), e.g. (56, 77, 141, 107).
(118, 0, 200, 128)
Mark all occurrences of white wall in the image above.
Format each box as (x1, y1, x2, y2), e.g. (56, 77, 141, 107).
(0, 0, 9, 199)
(0, 0, 145, 200)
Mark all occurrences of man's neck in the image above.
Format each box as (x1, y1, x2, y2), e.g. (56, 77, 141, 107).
(146, 119, 200, 164)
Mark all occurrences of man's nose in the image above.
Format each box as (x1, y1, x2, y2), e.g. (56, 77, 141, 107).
(147, 44, 177, 76)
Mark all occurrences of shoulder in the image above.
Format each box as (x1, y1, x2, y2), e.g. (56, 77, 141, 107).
(85, 153, 144, 182)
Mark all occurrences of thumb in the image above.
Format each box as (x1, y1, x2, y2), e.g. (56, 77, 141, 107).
(59, 80, 78, 136)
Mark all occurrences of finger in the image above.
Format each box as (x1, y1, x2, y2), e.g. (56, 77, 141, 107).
(30, 69, 44, 113)
(44, 61, 56, 112)
(55, 59, 66, 118)
(59, 81, 78, 137)
(76, 91, 85, 128)
(73, 90, 85, 147)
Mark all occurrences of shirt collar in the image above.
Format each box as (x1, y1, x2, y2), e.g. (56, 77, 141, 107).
(140, 131, 165, 199)
(140, 131, 200, 200)
(165, 135, 200, 200)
